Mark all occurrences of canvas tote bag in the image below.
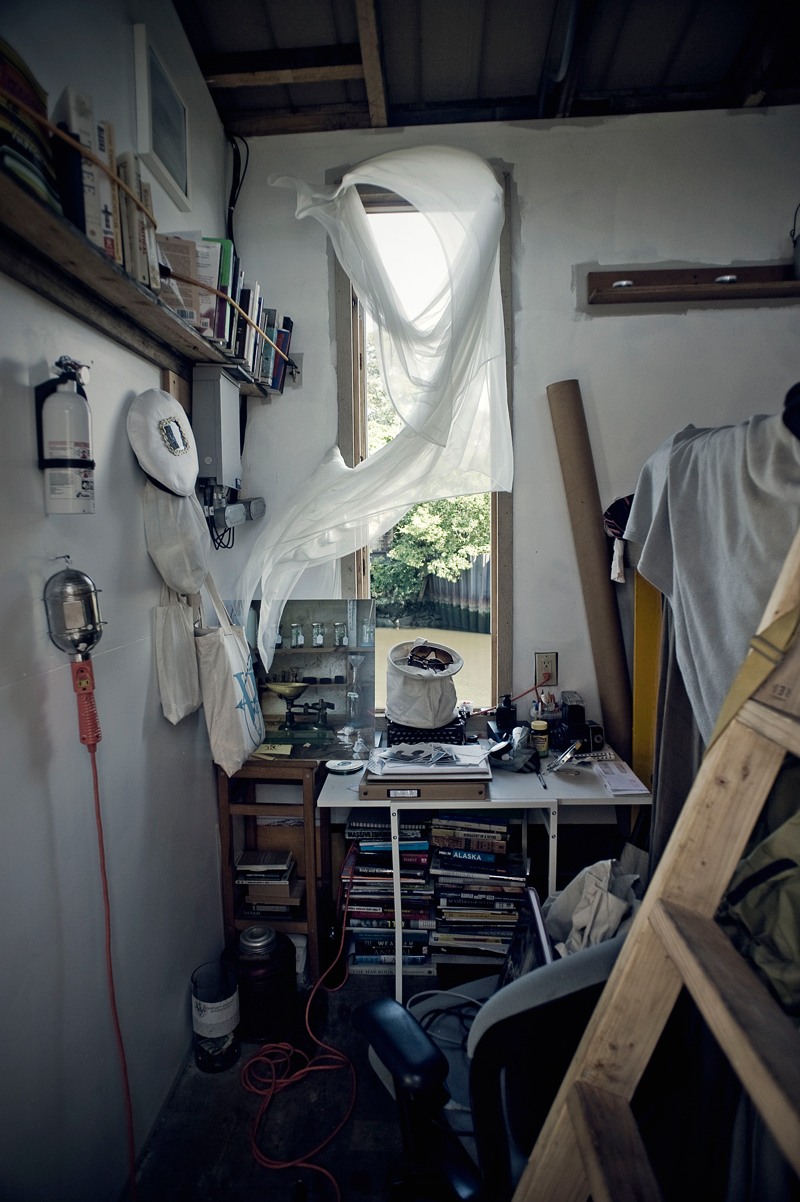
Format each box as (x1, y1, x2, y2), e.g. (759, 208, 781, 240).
(154, 584, 202, 725)
(195, 574, 264, 776)
(142, 481, 209, 595)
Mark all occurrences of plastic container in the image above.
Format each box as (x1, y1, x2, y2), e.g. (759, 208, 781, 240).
(191, 961, 240, 1073)
(531, 720, 549, 756)
(495, 693, 517, 733)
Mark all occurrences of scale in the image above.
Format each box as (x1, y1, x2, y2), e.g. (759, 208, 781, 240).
(263, 681, 336, 745)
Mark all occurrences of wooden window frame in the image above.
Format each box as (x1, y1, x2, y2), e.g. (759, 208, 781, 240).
(334, 177, 514, 698)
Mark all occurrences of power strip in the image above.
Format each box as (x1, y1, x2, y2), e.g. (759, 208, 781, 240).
(575, 748, 616, 761)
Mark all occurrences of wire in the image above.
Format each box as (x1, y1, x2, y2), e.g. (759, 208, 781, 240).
(225, 133, 250, 254)
(89, 746, 138, 1200)
(240, 846, 359, 1200)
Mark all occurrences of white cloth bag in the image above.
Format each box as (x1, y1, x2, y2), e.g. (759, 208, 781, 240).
(142, 481, 209, 595)
(385, 638, 463, 729)
(195, 574, 264, 776)
(154, 584, 202, 725)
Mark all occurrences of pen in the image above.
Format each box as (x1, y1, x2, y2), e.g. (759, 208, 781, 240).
(538, 772, 547, 789)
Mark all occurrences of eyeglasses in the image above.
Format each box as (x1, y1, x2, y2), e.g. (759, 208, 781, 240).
(407, 646, 454, 671)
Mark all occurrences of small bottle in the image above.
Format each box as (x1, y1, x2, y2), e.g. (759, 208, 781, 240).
(275, 626, 282, 649)
(495, 693, 516, 733)
(312, 622, 325, 647)
(334, 621, 348, 647)
(291, 623, 304, 648)
(531, 720, 549, 757)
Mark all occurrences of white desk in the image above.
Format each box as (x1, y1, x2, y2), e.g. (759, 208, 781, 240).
(317, 763, 651, 1001)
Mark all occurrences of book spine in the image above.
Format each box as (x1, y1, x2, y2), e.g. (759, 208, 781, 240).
(94, 120, 116, 262)
(55, 89, 103, 249)
(437, 849, 505, 865)
(234, 287, 251, 360)
(194, 238, 221, 330)
(250, 292, 262, 372)
(116, 152, 149, 285)
(269, 324, 292, 394)
(52, 125, 85, 231)
(262, 308, 277, 383)
(358, 841, 429, 852)
(140, 182, 160, 292)
(353, 955, 429, 965)
(99, 122, 123, 265)
(431, 833, 507, 853)
(207, 239, 234, 341)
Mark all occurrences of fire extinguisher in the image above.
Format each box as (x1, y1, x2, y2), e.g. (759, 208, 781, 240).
(35, 356, 95, 514)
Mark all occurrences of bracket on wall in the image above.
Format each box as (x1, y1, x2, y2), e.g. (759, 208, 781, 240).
(587, 263, 800, 305)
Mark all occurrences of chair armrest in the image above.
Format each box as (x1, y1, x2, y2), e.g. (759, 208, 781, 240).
(352, 997, 449, 1093)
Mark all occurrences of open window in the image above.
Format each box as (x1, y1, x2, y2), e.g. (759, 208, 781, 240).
(335, 178, 514, 709)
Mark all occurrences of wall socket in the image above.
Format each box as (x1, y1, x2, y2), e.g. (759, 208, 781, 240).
(534, 651, 558, 688)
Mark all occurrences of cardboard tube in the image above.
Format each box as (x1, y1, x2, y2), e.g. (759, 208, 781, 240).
(547, 379, 632, 762)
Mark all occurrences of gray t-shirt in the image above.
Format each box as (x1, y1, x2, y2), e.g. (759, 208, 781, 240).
(624, 414, 800, 744)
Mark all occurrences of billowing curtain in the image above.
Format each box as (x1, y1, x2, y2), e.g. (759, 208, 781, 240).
(235, 145, 514, 669)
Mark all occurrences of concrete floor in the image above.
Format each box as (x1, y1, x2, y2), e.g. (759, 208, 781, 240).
(136, 974, 432, 1202)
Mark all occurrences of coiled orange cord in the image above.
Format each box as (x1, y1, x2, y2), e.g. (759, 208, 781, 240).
(240, 847, 358, 1201)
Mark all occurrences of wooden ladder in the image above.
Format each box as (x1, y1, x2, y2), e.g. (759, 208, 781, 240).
(513, 527, 800, 1202)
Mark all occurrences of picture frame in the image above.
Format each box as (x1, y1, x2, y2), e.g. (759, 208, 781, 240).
(133, 23, 191, 212)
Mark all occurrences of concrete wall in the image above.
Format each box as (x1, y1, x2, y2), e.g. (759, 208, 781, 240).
(233, 106, 800, 719)
(0, 4, 229, 1199)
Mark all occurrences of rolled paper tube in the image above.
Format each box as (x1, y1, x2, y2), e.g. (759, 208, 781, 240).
(546, 379, 633, 763)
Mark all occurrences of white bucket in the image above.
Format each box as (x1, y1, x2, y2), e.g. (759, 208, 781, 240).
(385, 637, 463, 730)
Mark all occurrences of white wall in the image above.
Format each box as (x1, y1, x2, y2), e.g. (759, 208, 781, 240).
(233, 106, 800, 719)
(0, 5, 229, 1200)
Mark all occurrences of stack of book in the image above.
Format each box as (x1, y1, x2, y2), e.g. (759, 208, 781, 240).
(429, 813, 528, 968)
(342, 808, 435, 975)
(236, 849, 305, 919)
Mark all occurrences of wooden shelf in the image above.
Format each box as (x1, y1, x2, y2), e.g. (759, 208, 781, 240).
(0, 173, 268, 393)
(587, 264, 800, 306)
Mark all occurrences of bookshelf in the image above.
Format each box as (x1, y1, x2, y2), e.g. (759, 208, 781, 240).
(217, 759, 331, 983)
(0, 173, 268, 396)
(587, 264, 800, 306)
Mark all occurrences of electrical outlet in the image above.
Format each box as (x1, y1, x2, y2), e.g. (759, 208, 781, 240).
(534, 651, 558, 688)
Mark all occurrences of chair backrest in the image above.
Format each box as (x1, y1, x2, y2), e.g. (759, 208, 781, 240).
(467, 935, 626, 1200)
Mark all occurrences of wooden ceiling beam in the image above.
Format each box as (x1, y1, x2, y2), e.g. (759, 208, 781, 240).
(201, 43, 363, 89)
(354, 0, 388, 127)
(225, 102, 372, 137)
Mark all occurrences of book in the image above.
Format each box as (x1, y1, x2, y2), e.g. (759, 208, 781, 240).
(139, 182, 160, 292)
(261, 308, 278, 381)
(51, 125, 84, 231)
(234, 285, 252, 360)
(430, 831, 507, 853)
(496, 888, 553, 989)
(347, 961, 436, 976)
(156, 234, 199, 321)
(95, 121, 122, 265)
(237, 849, 293, 873)
(268, 317, 293, 393)
(348, 917, 436, 930)
(358, 840, 429, 852)
(430, 852, 527, 883)
(0, 37, 61, 211)
(435, 848, 507, 866)
(592, 760, 649, 796)
(432, 814, 510, 834)
(116, 150, 149, 285)
(349, 927, 429, 944)
(249, 290, 262, 371)
(204, 237, 234, 342)
(245, 874, 302, 903)
(52, 88, 103, 250)
(162, 231, 221, 331)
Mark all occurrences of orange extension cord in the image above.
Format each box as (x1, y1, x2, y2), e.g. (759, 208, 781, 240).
(89, 746, 138, 1201)
(240, 849, 359, 1201)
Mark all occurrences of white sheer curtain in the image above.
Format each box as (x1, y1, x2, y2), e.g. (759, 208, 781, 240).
(235, 145, 514, 669)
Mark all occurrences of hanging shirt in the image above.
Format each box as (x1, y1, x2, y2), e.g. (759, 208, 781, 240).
(624, 414, 800, 744)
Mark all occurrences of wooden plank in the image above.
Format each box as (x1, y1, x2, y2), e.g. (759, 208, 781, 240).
(354, 0, 388, 127)
(589, 281, 800, 305)
(199, 44, 362, 78)
(226, 103, 372, 137)
(0, 227, 189, 377)
(651, 899, 800, 1175)
(567, 1082, 664, 1202)
(493, 174, 514, 701)
(736, 699, 800, 757)
(207, 63, 365, 88)
(588, 266, 792, 290)
(513, 722, 787, 1202)
(631, 573, 662, 789)
(161, 370, 191, 415)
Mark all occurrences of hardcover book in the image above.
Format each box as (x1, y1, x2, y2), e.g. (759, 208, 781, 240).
(52, 88, 103, 250)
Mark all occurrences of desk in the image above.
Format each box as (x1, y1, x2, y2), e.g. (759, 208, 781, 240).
(317, 763, 650, 1000)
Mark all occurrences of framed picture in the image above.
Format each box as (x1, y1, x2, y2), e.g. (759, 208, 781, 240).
(133, 23, 191, 211)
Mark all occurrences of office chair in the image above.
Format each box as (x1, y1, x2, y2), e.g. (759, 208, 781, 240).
(352, 933, 626, 1202)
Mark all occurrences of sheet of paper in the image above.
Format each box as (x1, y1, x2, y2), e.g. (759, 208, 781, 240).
(592, 760, 649, 795)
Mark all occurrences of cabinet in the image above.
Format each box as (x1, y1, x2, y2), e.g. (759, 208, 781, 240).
(216, 759, 330, 982)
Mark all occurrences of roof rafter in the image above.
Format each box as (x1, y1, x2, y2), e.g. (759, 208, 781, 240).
(354, 0, 388, 127)
(201, 43, 364, 88)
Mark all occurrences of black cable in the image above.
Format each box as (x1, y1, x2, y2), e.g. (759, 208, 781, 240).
(225, 132, 250, 255)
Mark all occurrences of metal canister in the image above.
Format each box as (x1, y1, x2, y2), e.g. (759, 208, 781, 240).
(224, 926, 297, 1043)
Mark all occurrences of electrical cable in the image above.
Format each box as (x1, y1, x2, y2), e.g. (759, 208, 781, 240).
(240, 845, 359, 1201)
(225, 132, 250, 255)
(89, 746, 138, 1201)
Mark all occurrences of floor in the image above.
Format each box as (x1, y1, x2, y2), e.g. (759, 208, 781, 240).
(136, 973, 433, 1202)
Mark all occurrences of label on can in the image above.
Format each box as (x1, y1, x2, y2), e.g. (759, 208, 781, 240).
(192, 989, 239, 1038)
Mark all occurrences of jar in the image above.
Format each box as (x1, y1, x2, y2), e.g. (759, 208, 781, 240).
(334, 622, 348, 647)
(275, 626, 282, 649)
(191, 960, 240, 1072)
(531, 720, 549, 756)
(360, 619, 374, 647)
(223, 926, 297, 1043)
(290, 623, 304, 648)
(312, 622, 325, 647)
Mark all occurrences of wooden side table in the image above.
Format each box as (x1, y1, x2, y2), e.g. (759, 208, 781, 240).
(217, 758, 330, 982)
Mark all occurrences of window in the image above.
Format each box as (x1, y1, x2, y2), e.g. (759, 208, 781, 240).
(334, 179, 514, 709)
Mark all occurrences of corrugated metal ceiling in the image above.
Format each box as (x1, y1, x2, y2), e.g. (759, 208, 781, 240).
(171, 0, 799, 136)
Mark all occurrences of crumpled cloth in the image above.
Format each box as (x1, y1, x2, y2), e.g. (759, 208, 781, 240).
(543, 845, 648, 957)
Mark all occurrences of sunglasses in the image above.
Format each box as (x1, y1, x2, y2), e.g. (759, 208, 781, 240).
(407, 646, 454, 671)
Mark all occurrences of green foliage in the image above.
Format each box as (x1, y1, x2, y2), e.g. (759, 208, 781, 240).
(366, 333, 402, 453)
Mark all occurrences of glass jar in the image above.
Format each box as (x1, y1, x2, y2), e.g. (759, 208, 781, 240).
(275, 626, 282, 649)
(290, 623, 304, 648)
(360, 619, 374, 647)
(312, 622, 325, 647)
(334, 621, 348, 647)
